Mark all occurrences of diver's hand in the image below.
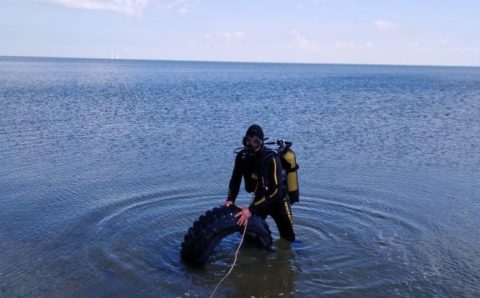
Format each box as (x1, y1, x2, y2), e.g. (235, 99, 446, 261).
(235, 206, 251, 226)
(223, 200, 233, 207)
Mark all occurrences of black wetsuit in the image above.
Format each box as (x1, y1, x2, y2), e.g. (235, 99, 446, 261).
(228, 147, 295, 242)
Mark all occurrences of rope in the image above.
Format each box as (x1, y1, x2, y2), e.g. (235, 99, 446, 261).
(209, 219, 248, 298)
(210, 194, 255, 298)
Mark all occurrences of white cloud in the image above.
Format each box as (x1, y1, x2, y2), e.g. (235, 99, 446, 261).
(291, 30, 318, 49)
(190, 31, 246, 53)
(402, 39, 479, 55)
(203, 31, 245, 42)
(290, 30, 373, 51)
(374, 19, 398, 30)
(335, 41, 374, 49)
(34, 0, 148, 16)
(33, 0, 197, 16)
(158, 0, 198, 15)
(221, 31, 245, 41)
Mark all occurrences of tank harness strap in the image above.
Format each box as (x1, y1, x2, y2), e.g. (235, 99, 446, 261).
(260, 151, 276, 192)
(285, 164, 299, 172)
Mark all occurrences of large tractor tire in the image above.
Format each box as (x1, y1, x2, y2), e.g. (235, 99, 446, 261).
(181, 205, 272, 266)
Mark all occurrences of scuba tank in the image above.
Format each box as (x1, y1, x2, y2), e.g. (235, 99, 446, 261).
(281, 147, 300, 204)
(266, 139, 300, 204)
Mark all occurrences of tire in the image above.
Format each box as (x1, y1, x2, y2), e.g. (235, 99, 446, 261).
(180, 205, 272, 267)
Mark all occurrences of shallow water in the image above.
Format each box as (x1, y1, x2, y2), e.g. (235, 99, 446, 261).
(1, 57, 479, 297)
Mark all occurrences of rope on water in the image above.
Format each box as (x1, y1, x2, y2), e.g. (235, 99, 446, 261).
(209, 218, 248, 298)
(210, 192, 257, 298)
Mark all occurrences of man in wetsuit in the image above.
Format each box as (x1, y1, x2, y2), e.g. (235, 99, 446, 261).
(224, 124, 295, 242)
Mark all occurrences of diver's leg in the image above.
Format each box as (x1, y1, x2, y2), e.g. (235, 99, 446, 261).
(270, 197, 295, 242)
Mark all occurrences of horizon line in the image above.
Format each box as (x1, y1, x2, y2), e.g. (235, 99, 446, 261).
(1, 55, 479, 69)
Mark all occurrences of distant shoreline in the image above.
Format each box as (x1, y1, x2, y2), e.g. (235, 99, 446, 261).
(1, 55, 478, 69)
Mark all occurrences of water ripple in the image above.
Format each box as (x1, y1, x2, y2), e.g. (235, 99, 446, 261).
(2, 58, 480, 297)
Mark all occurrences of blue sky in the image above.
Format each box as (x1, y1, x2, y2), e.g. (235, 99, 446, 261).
(1, 0, 479, 66)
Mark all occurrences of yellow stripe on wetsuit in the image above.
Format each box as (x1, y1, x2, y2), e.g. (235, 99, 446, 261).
(284, 199, 294, 224)
(272, 157, 278, 185)
(254, 157, 279, 206)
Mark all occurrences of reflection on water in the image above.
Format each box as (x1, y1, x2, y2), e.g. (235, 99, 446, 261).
(0, 57, 479, 297)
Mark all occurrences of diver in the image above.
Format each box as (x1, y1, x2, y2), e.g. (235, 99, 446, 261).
(224, 124, 295, 242)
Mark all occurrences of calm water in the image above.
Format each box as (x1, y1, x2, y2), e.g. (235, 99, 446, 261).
(1, 57, 479, 297)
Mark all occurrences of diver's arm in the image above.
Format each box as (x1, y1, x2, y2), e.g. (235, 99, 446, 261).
(227, 153, 243, 204)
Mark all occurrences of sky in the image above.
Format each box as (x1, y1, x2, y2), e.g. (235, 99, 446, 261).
(0, 0, 479, 66)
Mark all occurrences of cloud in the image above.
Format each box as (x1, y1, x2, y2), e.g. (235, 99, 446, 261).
(290, 30, 374, 51)
(374, 19, 398, 30)
(33, 0, 148, 16)
(335, 41, 374, 49)
(221, 31, 245, 41)
(291, 30, 318, 49)
(203, 31, 245, 42)
(33, 0, 197, 16)
(402, 39, 479, 55)
(158, 0, 198, 15)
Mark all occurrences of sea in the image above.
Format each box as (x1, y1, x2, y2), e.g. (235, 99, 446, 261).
(1, 56, 479, 297)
